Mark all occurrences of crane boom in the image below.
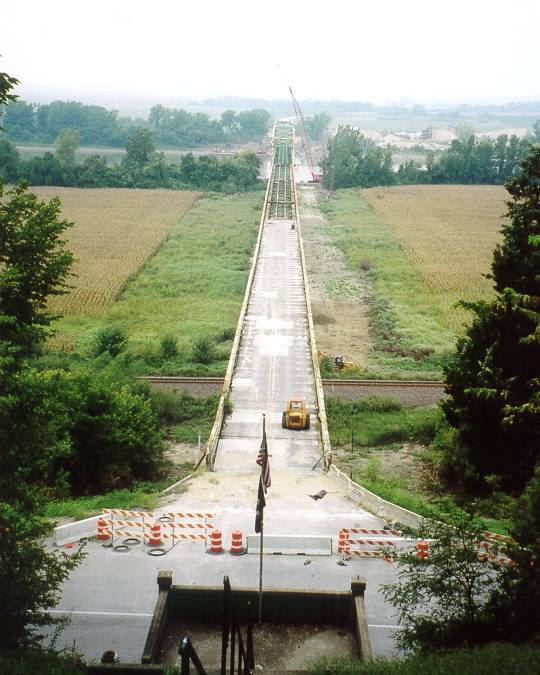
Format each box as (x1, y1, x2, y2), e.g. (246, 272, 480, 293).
(289, 85, 321, 182)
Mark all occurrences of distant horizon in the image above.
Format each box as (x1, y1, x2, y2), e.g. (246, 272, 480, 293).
(11, 86, 540, 113)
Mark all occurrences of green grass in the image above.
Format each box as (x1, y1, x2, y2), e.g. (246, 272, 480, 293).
(53, 191, 262, 374)
(327, 396, 442, 448)
(0, 651, 83, 675)
(327, 396, 509, 533)
(310, 642, 540, 674)
(321, 189, 455, 378)
(151, 390, 221, 444)
(44, 471, 194, 521)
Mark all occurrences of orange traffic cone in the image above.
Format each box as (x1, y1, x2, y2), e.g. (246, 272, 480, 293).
(417, 540, 430, 561)
(208, 529, 224, 554)
(97, 517, 110, 542)
(148, 522, 162, 546)
(229, 530, 246, 555)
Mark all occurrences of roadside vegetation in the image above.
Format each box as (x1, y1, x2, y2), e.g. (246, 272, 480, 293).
(320, 189, 455, 379)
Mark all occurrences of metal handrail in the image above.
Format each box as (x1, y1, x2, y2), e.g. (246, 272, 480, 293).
(222, 576, 255, 674)
(179, 635, 207, 675)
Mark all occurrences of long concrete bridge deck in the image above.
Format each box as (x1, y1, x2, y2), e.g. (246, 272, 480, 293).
(52, 122, 400, 663)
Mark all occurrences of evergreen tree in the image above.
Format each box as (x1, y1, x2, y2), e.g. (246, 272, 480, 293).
(442, 144, 540, 493)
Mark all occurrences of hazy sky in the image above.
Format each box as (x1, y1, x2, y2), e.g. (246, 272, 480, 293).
(2, 0, 539, 105)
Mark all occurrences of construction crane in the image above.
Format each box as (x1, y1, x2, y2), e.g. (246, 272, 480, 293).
(289, 85, 322, 182)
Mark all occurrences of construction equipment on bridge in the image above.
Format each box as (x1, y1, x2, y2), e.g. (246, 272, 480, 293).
(282, 396, 310, 430)
(289, 85, 322, 182)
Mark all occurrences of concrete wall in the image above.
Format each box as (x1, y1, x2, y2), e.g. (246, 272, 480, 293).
(54, 514, 101, 546)
(329, 465, 423, 529)
(142, 572, 373, 664)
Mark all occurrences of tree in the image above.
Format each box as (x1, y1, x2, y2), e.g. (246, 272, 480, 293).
(235, 109, 271, 141)
(304, 111, 331, 142)
(442, 144, 540, 493)
(0, 137, 20, 181)
(488, 465, 540, 641)
(533, 120, 540, 143)
(492, 146, 540, 296)
(1, 69, 85, 644)
(0, 183, 74, 358)
(0, 66, 19, 130)
(124, 127, 156, 167)
(220, 109, 237, 132)
(382, 500, 500, 651)
(54, 127, 80, 165)
(323, 126, 395, 189)
(0, 501, 82, 649)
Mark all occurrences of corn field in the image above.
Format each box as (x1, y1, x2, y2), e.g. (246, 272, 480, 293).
(362, 185, 507, 332)
(31, 187, 199, 318)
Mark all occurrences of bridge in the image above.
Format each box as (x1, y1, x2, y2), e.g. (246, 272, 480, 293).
(52, 122, 401, 663)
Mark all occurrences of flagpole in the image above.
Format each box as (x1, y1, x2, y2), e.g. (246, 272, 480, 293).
(258, 413, 265, 624)
(258, 518, 263, 624)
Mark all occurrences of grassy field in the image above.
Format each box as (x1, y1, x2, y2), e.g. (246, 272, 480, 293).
(48, 190, 262, 362)
(320, 186, 506, 378)
(362, 185, 507, 332)
(31, 187, 199, 324)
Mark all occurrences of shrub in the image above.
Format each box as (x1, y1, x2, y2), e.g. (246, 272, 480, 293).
(382, 499, 501, 651)
(160, 334, 179, 359)
(192, 335, 216, 364)
(91, 325, 128, 358)
(216, 326, 236, 342)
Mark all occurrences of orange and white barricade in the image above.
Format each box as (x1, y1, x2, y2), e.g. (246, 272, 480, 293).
(100, 509, 215, 552)
(337, 527, 400, 559)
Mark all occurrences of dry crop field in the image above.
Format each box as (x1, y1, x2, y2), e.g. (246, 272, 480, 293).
(31, 187, 199, 317)
(362, 185, 508, 331)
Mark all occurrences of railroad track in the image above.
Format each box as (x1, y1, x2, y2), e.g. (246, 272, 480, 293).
(138, 375, 444, 388)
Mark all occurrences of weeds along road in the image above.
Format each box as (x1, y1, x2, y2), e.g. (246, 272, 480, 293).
(52, 122, 401, 663)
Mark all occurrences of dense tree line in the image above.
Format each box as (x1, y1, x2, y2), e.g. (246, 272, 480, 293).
(323, 126, 395, 189)
(0, 99, 272, 148)
(149, 106, 271, 147)
(0, 128, 262, 192)
(323, 124, 540, 189)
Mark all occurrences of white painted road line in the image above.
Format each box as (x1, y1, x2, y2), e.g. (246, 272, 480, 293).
(49, 610, 401, 629)
(368, 624, 401, 629)
(49, 610, 153, 618)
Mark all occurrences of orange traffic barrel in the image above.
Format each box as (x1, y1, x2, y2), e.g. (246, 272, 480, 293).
(417, 540, 430, 561)
(338, 529, 350, 554)
(148, 522, 162, 546)
(208, 528, 224, 554)
(97, 517, 110, 542)
(229, 530, 245, 555)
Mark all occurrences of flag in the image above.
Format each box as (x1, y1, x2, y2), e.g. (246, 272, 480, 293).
(256, 414, 271, 490)
(254, 475, 266, 534)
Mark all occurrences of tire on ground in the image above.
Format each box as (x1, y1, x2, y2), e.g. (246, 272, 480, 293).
(305, 413, 310, 430)
(282, 412, 287, 428)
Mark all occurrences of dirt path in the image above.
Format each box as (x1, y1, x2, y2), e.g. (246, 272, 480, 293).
(298, 184, 372, 367)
